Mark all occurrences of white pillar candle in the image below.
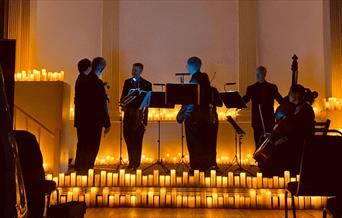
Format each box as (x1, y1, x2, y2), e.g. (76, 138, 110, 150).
(176, 195, 182, 208)
(234, 194, 240, 208)
(240, 172, 246, 188)
(76, 175, 82, 187)
(183, 171, 188, 186)
(194, 170, 199, 185)
(67, 191, 73, 202)
(222, 177, 228, 188)
(284, 171, 290, 188)
(279, 193, 285, 209)
(90, 187, 97, 207)
(218, 196, 224, 208)
(130, 174, 136, 187)
(94, 174, 100, 187)
(200, 172, 205, 186)
(234, 176, 240, 187)
(272, 196, 279, 209)
(257, 172, 263, 188)
(131, 195, 136, 207)
(170, 169, 176, 186)
(159, 175, 165, 187)
(153, 170, 159, 186)
(166, 194, 172, 207)
(82, 175, 87, 187)
(182, 195, 188, 208)
(113, 173, 118, 186)
(279, 177, 285, 188)
(85, 193, 90, 207)
(88, 169, 94, 186)
(58, 173, 65, 187)
(70, 172, 76, 187)
(246, 176, 252, 188)
(125, 174, 130, 186)
(205, 177, 210, 187)
(107, 172, 113, 187)
(252, 177, 257, 188)
(228, 172, 234, 187)
(165, 175, 171, 187)
(109, 195, 115, 207)
(148, 175, 154, 186)
(212, 193, 218, 208)
(210, 170, 216, 187)
(142, 175, 148, 186)
(154, 195, 160, 207)
(65, 175, 70, 187)
(136, 169, 142, 186)
(160, 188, 166, 207)
(216, 176, 222, 188)
(46, 174, 53, 181)
(119, 169, 125, 186)
(250, 190, 256, 209)
(103, 188, 109, 206)
(148, 191, 154, 207)
(273, 176, 279, 188)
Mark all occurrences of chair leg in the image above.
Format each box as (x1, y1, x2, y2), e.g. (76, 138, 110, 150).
(285, 191, 288, 218)
(323, 208, 327, 218)
(291, 195, 296, 218)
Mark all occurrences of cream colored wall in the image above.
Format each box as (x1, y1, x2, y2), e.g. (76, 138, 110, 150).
(29, 0, 103, 86)
(256, 0, 327, 97)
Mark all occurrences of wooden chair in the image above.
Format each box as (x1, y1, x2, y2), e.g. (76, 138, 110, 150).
(285, 134, 342, 218)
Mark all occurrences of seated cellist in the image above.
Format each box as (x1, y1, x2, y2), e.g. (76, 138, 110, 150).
(260, 84, 315, 177)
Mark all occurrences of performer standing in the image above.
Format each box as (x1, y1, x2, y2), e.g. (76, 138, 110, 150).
(121, 63, 152, 171)
(74, 57, 111, 174)
(242, 66, 283, 150)
(177, 57, 212, 172)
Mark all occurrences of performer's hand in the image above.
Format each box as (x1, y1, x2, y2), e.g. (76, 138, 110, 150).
(104, 126, 111, 135)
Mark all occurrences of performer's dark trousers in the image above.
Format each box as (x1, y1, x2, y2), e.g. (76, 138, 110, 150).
(253, 127, 263, 150)
(207, 121, 219, 167)
(123, 109, 145, 168)
(75, 125, 102, 172)
(185, 119, 210, 170)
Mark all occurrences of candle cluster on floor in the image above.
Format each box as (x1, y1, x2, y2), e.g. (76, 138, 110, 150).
(46, 169, 326, 209)
(15, 69, 64, 81)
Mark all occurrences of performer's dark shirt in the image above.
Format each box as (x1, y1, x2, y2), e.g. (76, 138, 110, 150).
(186, 71, 212, 121)
(242, 81, 283, 129)
(75, 72, 111, 128)
(120, 77, 152, 125)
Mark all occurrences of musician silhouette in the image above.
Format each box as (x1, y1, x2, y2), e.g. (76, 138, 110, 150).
(261, 84, 315, 177)
(121, 63, 152, 171)
(74, 57, 111, 174)
(242, 66, 283, 150)
(177, 57, 212, 172)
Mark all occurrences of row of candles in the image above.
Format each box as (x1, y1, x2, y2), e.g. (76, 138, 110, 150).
(49, 170, 294, 190)
(52, 187, 326, 209)
(69, 106, 239, 121)
(94, 154, 254, 166)
(15, 69, 65, 81)
(47, 169, 326, 209)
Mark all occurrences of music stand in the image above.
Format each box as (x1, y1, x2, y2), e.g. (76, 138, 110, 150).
(220, 92, 253, 175)
(165, 82, 199, 172)
(143, 89, 175, 174)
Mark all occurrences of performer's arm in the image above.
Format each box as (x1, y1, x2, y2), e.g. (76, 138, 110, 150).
(120, 80, 129, 102)
(242, 86, 251, 104)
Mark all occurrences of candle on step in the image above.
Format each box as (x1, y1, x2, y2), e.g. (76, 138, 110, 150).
(153, 170, 159, 186)
(284, 171, 290, 188)
(148, 175, 154, 186)
(82, 175, 87, 187)
(130, 174, 136, 187)
(228, 172, 234, 187)
(165, 175, 171, 187)
(71, 172, 76, 187)
(76, 175, 82, 187)
(240, 172, 246, 187)
(65, 175, 70, 187)
(170, 169, 176, 186)
(59, 173, 65, 186)
(183, 171, 188, 186)
(109, 195, 114, 207)
(101, 170, 106, 187)
(119, 169, 125, 186)
(125, 173, 130, 186)
(234, 175, 240, 187)
(210, 170, 216, 187)
(88, 169, 94, 186)
(257, 172, 263, 188)
(142, 175, 148, 186)
(194, 170, 199, 185)
(107, 172, 113, 186)
(136, 169, 142, 186)
(94, 174, 100, 186)
(160, 175, 165, 187)
(113, 173, 118, 186)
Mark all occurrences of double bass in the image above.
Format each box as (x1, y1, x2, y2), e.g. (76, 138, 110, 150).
(253, 55, 299, 164)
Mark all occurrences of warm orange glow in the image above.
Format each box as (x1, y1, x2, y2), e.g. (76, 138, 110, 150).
(15, 69, 64, 81)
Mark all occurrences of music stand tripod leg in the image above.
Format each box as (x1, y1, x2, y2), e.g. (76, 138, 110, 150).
(116, 112, 126, 171)
(176, 122, 190, 172)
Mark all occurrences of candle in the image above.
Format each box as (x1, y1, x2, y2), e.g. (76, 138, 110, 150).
(239, 196, 244, 209)
(72, 188, 79, 201)
(189, 196, 195, 208)
(252, 177, 257, 188)
(119, 169, 125, 186)
(82, 175, 87, 187)
(210, 170, 216, 187)
(240, 172, 246, 188)
(166, 194, 172, 207)
(279, 193, 285, 209)
(85, 193, 90, 207)
(223, 193, 229, 208)
(170, 169, 176, 186)
(160, 188, 166, 207)
(107, 172, 113, 186)
(76, 175, 82, 187)
(67, 191, 73, 202)
(53, 177, 58, 186)
(176, 195, 182, 208)
(59, 173, 65, 187)
(88, 169, 94, 186)
(154, 195, 160, 207)
(148, 191, 154, 207)
(176, 177, 182, 186)
(284, 171, 290, 188)
(113, 173, 118, 186)
(65, 175, 70, 187)
(148, 175, 154, 186)
(114, 194, 120, 207)
(262, 178, 267, 188)
(212, 193, 218, 208)
(79, 195, 85, 202)
(272, 196, 279, 209)
(234, 176, 240, 187)
(194, 170, 199, 185)
(90, 187, 97, 207)
(218, 196, 224, 208)
(125, 174, 130, 186)
(46, 174, 53, 181)
(183, 171, 188, 186)
(196, 195, 202, 208)
(94, 174, 100, 187)
(246, 176, 252, 188)
(103, 188, 109, 206)
(205, 177, 210, 187)
(222, 177, 228, 188)
(279, 177, 285, 188)
(130, 174, 136, 187)
(165, 175, 171, 187)
(200, 172, 205, 186)
(216, 176, 222, 188)
(266, 191, 272, 209)
(250, 190, 256, 209)
(131, 195, 136, 207)
(136, 170, 142, 186)
(153, 170, 159, 186)
(299, 196, 304, 209)
(159, 175, 165, 187)
(171, 190, 177, 207)
(109, 195, 114, 207)
(142, 176, 148, 186)
(257, 172, 263, 188)
(228, 172, 234, 187)
(71, 172, 76, 187)
(268, 178, 273, 188)
(119, 195, 126, 207)
(234, 194, 240, 208)
(182, 195, 188, 208)
(273, 176, 279, 188)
